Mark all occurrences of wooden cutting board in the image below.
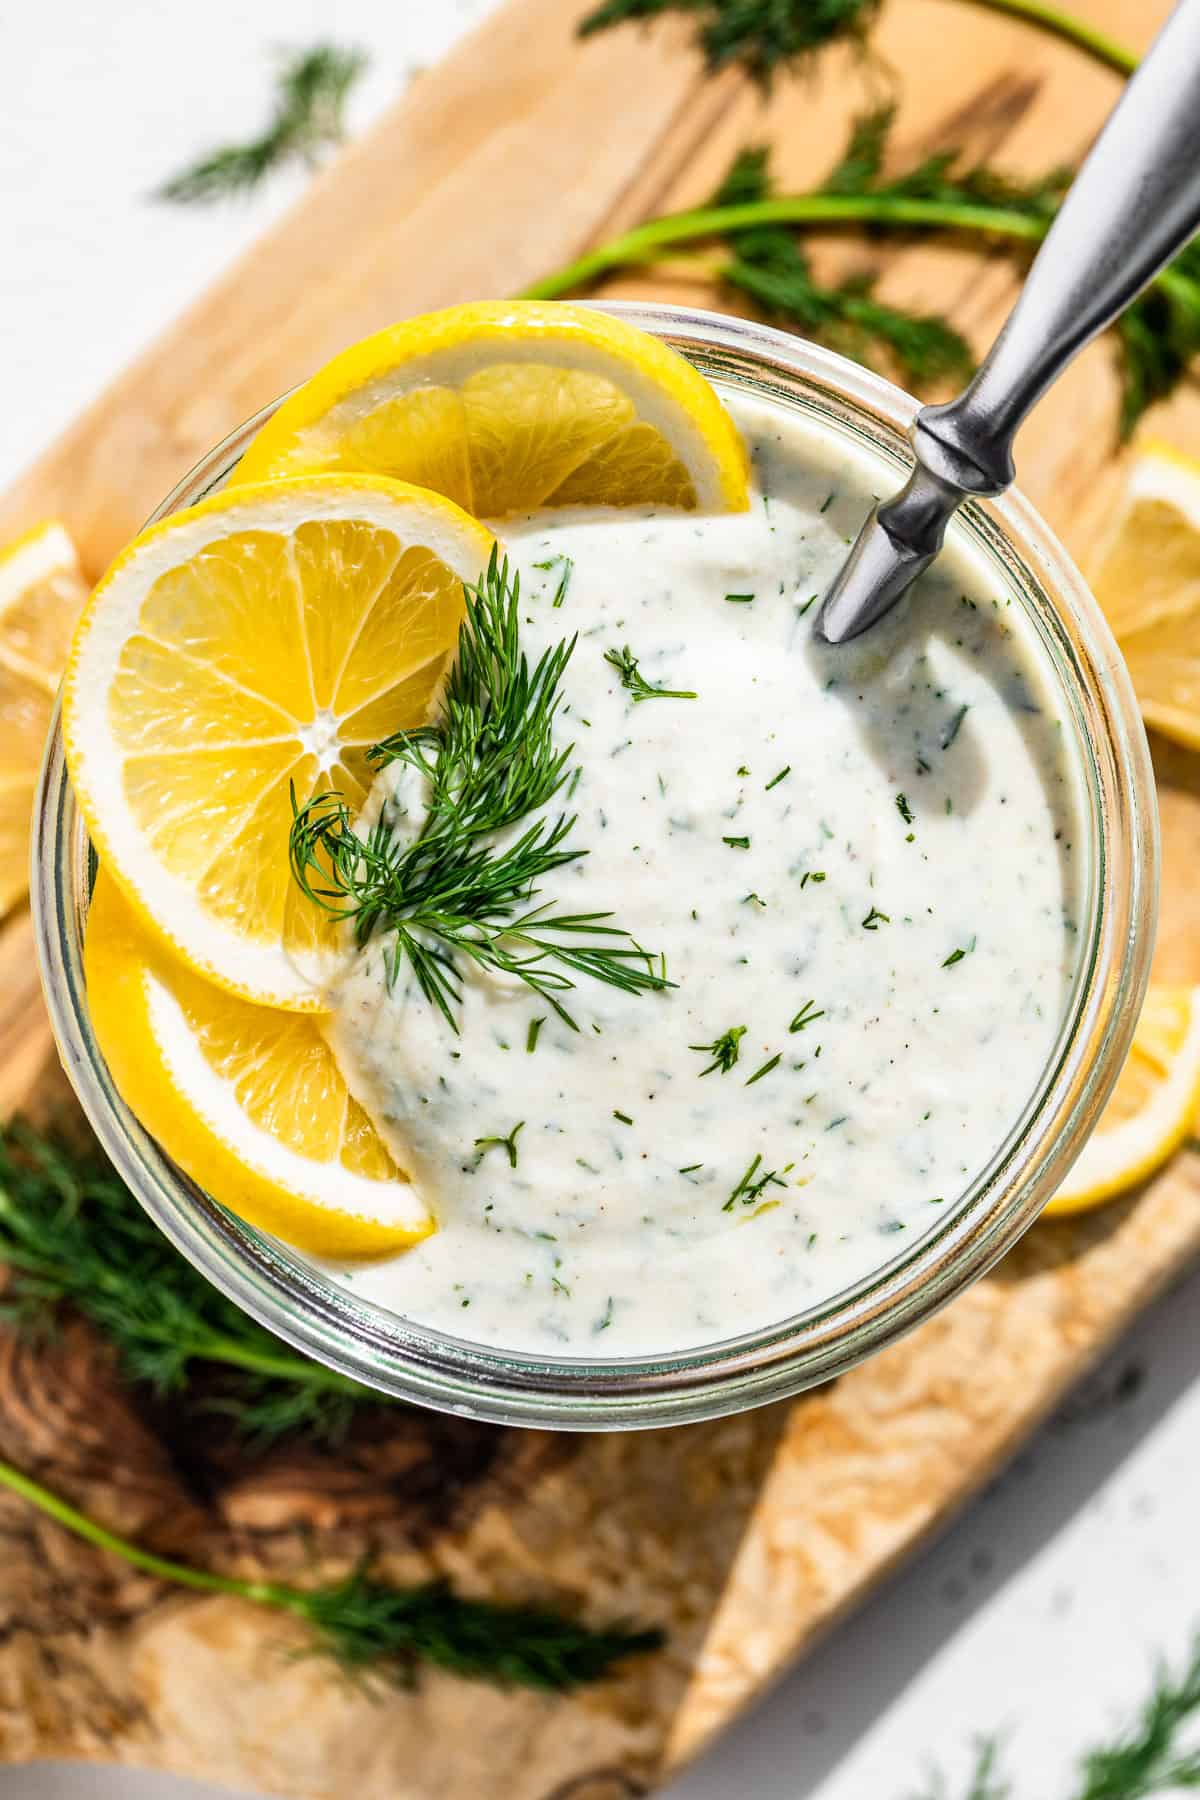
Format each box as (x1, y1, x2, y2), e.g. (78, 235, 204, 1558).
(0, 2, 1196, 1795)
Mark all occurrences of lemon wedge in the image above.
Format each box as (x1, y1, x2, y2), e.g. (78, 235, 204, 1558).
(1045, 986, 1200, 1216)
(234, 301, 749, 516)
(0, 521, 89, 918)
(63, 475, 494, 1010)
(1091, 442, 1200, 749)
(85, 872, 429, 1257)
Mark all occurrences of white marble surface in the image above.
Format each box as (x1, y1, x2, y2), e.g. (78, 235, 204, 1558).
(3, 3, 1200, 1796)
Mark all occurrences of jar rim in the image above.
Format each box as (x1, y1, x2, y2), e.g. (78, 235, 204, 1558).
(31, 301, 1159, 1429)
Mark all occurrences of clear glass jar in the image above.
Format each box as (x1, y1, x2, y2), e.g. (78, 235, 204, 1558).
(31, 303, 1158, 1430)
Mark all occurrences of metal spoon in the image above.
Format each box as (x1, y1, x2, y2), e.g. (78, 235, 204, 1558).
(816, 0, 1200, 645)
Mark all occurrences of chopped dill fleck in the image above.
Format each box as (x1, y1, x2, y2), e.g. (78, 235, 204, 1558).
(532, 553, 574, 608)
(737, 764, 751, 777)
(690, 1025, 747, 1076)
(941, 703, 969, 749)
(789, 1000, 825, 1033)
(744, 1053, 781, 1087)
(723, 1154, 790, 1211)
(679, 1163, 703, 1174)
(723, 834, 750, 849)
(861, 906, 891, 930)
(895, 792, 914, 824)
(594, 1296, 614, 1332)
(820, 491, 836, 513)
(742, 892, 767, 908)
(765, 766, 791, 791)
(613, 1110, 634, 1125)
(724, 592, 755, 604)
(604, 644, 696, 702)
(795, 594, 818, 618)
(942, 934, 977, 968)
(526, 1018, 545, 1053)
(799, 870, 826, 888)
(474, 1121, 525, 1168)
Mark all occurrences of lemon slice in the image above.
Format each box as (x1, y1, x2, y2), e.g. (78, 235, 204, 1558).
(1045, 986, 1200, 1216)
(0, 521, 89, 918)
(85, 872, 430, 1257)
(63, 475, 494, 1010)
(1090, 443, 1200, 749)
(234, 301, 749, 516)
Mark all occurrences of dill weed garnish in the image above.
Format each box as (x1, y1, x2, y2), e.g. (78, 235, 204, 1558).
(290, 552, 671, 1032)
(690, 1025, 747, 1075)
(604, 643, 697, 702)
(0, 1455, 662, 1694)
(0, 1122, 381, 1445)
(157, 45, 366, 203)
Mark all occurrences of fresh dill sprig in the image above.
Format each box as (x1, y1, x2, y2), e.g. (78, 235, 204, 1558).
(910, 1635, 1200, 1800)
(713, 130, 975, 391)
(576, 0, 1136, 81)
(0, 1122, 383, 1444)
(157, 45, 366, 204)
(290, 552, 671, 1033)
(604, 644, 697, 702)
(0, 1455, 663, 1693)
(577, 0, 881, 84)
(1072, 1635, 1200, 1799)
(528, 104, 1200, 434)
(690, 1024, 747, 1075)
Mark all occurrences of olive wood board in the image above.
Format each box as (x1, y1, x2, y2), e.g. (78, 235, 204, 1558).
(0, 1, 1195, 1795)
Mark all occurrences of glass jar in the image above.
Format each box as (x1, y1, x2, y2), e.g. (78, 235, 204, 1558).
(31, 303, 1158, 1429)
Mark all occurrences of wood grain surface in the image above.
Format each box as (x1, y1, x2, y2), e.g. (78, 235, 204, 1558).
(0, 1, 1196, 1795)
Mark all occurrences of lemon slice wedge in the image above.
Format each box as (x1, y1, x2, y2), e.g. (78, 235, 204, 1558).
(0, 521, 89, 918)
(63, 476, 494, 1010)
(1091, 443, 1200, 749)
(1045, 985, 1200, 1216)
(85, 872, 430, 1257)
(234, 301, 750, 516)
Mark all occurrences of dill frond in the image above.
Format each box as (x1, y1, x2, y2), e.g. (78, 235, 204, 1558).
(712, 121, 976, 389)
(290, 552, 672, 1032)
(1073, 1635, 1200, 1799)
(578, 0, 881, 84)
(157, 44, 367, 204)
(0, 1122, 382, 1443)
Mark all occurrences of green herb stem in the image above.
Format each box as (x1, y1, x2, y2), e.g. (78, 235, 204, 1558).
(522, 193, 1047, 303)
(960, 0, 1136, 75)
(0, 1456, 663, 1691)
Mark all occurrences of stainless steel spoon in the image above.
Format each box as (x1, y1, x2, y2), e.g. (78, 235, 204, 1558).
(816, 0, 1200, 645)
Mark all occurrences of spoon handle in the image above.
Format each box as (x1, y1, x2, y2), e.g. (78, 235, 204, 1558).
(818, 0, 1200, 644)
(916, 0, 1200, 496)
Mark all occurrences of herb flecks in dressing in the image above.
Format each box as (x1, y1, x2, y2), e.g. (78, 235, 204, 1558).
(324, 395, 1083, 1356)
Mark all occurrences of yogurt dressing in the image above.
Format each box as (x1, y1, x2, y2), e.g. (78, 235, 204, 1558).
(324, 394, 1084, 1356)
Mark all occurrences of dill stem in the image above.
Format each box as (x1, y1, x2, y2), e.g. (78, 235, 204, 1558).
(961, 0, 1137, 75)
(521, 194, 1049, 300)
(0, 1456, 274, 1604)
(180, 1332, 376, 1397)
(525, 189, 1185, 314)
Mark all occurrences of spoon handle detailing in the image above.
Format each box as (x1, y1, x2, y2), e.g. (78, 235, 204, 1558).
(818, 0, 1200, 644)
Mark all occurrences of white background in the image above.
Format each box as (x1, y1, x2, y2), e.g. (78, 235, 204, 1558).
(2, 3, 1200, 1796)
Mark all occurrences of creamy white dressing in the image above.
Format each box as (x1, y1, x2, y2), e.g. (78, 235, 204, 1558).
(323, 394, 1084, 1356)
